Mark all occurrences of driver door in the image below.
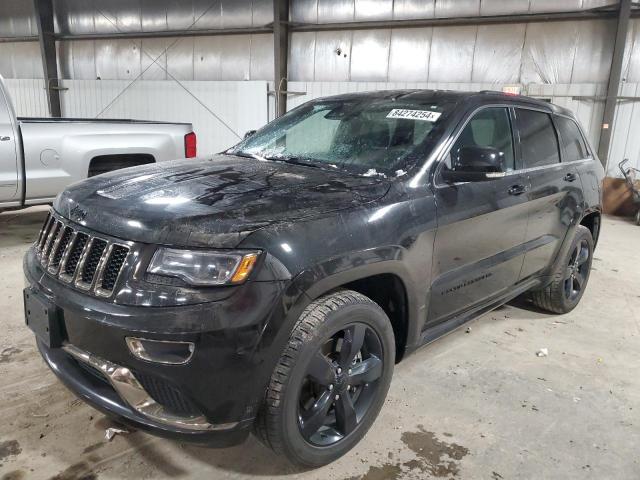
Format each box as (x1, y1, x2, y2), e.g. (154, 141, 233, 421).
(427, 107, 530, 326)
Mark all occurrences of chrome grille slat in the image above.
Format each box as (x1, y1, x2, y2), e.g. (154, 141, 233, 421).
(48, 226, 73, 274)
(36, 212, 52, 252)
(34, 211, 131, 298)
(39, 216, 55, 253)
(42, 221, 62, 265)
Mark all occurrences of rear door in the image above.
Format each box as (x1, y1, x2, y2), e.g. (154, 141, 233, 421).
(428, 106, 529, 325)
(515, 108, 583, 280)
(0, 86, 19, 203)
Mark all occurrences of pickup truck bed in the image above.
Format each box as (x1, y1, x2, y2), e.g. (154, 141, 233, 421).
(0, 75, 195, 211)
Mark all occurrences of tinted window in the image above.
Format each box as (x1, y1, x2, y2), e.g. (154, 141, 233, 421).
(515, 109, 560, 168)
(556, 116, 589, 162)
(446, 107, 515, 172)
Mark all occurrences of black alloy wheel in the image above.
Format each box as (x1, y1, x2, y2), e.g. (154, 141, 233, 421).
(255, 290, 395, 467)
(530, 225, 594, 314)
(564, 238, 590, 301)
(298, 323, 384, 446)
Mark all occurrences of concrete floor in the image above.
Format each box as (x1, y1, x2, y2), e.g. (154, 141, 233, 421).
(1, 206, 639, 480)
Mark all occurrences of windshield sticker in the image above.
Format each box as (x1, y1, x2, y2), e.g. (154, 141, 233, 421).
(386, 109, 441, 122)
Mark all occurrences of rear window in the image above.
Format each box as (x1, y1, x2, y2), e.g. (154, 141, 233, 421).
(555, 116, 589, 162)
(515, 109, 560, 168)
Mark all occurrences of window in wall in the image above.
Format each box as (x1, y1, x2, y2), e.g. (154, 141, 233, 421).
(515, 109, 561, 168)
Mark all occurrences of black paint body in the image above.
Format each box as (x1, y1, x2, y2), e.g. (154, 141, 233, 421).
(23, 91, 604, 446)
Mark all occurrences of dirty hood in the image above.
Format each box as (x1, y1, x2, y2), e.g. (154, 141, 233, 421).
(54, 155, 390, 248)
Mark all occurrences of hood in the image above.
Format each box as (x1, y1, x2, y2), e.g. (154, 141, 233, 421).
(54, 155, 390, 248)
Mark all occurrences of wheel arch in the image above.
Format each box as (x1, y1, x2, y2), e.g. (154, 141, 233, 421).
(579, 209, 601, 246)
(292, 254, 422, 362)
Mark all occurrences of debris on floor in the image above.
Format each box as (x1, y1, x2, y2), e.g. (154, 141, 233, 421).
(105, 427, 129, 441)
(536, 348, 549, 357)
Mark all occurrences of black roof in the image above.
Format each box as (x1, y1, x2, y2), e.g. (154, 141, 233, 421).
(310, 89, 574, 118)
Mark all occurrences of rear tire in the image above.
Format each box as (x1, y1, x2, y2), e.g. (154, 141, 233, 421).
(254, 290, 395, 467)
(530, 225, 594, 314)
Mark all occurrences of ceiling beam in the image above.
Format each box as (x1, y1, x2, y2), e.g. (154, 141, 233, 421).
(289, 8, 640, 32)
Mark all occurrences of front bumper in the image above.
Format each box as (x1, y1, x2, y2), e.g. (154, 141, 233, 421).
(24, 246, 291, 446)
(38, 341, 250, 446)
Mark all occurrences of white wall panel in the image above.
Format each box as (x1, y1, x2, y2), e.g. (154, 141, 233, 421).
(354, 0, 393, 21)
(59, 79, 268, 155)
(428, 26, 476, 82)
(350, 30, 391, 81)
(314, 31, 352, 81)
(388, 28, 431, 82)
(392, 0, 435, 20)
(3, 79, 49, 117)
(435, 0, 480, 18)
(608, 83, 640, 176)
(521, 22, 579, 84)
(472, 24, 525, 84)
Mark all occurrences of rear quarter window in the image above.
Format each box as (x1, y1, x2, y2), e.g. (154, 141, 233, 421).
(515, 108, 560, 168)
(555, 116, 589, 162)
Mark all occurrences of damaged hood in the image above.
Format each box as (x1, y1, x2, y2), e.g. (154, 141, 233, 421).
(54, 155, 390, 248)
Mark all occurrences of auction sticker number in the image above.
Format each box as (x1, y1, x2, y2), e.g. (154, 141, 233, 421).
(386, 109, 441, 122)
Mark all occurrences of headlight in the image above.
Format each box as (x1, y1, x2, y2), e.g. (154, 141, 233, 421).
(147, 248, 259, 286)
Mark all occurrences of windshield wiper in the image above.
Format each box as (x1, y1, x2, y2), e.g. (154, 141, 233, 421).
(266, 155, 325, 169)
(231, 151, 268, 162)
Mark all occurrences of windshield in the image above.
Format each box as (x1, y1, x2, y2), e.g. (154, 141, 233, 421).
(228, 96, 458, 177)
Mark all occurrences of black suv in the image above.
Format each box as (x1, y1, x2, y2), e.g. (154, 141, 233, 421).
(24, 90, 603, 467)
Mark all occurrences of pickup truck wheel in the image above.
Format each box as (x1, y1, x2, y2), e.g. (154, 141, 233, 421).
(255, 290, 395, 467)
(530, 225, 594, 314)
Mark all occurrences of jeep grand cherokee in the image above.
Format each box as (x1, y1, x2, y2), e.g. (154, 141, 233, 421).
(24, 90, 603, 466)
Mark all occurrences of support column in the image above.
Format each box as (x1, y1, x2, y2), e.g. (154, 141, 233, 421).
(33, 0, 61, 117)
(273, 0, 289, 118)
(598, 0, 632, 170)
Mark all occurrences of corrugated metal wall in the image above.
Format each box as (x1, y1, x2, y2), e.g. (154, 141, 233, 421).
(1, 0, 640, 174)
(288, 20, 621, 83)
(56, 35, 274, 81)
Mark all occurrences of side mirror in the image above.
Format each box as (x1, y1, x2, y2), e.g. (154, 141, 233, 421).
(442, 145, 507, 182)
(244, 130, 257, 139)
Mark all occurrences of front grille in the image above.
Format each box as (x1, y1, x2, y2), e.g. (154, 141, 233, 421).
(35, 212, 130, 298)
(132, 370, 201, 416)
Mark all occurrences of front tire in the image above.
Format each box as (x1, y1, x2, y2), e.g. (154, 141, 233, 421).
(255, 290, 395, 467)
(530, 225, 594, 314)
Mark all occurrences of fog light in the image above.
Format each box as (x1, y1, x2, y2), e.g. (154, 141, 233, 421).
(126, 337, 195, 365)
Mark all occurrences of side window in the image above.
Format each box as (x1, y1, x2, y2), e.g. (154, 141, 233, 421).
(515, 109, 560, 168)
(446, 107, 515, 172)
(555, 116, 589, 162)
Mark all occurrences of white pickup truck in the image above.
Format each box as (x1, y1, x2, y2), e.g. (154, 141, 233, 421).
(0, 76, 196, 211)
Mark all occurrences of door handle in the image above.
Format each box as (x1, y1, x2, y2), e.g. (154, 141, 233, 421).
(508, 184, 527, 196)
(564, 172, 577, 182)
(0, 136, 10, 141)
